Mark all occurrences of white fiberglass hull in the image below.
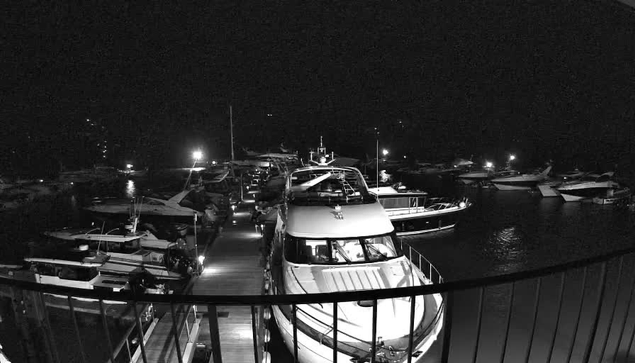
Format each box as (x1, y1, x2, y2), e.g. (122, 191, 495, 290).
(493, 183, 532, 191)
(560, 193, 588, 202)
(271, 292, 443, 363)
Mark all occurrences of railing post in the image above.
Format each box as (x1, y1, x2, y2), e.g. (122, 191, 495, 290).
(132, 302, 148, 363)
(292, 304, 298, 363)
(38, 292, 60, 363)
(333, 302, 338, 363)
(545, 272, 567, 363)
(500, 282, 516, 363)
(566, 267, 588, 363)
(441, 291, 454, 363)
(614, 264, 635, 360)
(581, 262, 609, 363)
(67, 296, 88, 363)
(598, 256, 624, 361)
(472, 287, 485, 363)
(169, 303, 184, 363)
(208, 304, 223, 363)
(407, 295, 416, 363)
(99, 299, 116, 363)
(524, 277, 542, 363)
(371, 299, 378, 363)
(251, 306, 259, 363)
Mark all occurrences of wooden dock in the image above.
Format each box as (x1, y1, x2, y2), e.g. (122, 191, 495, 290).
(132, 306, 201, 363)
(191, 202, 266, 363)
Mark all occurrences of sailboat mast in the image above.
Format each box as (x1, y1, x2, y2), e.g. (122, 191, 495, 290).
(230, 104, 235, 161)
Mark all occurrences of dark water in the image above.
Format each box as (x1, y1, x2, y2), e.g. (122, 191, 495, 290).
(2, 174, 635, 362)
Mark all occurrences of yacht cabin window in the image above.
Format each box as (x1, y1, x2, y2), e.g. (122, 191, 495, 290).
(284, 233, 402, 264)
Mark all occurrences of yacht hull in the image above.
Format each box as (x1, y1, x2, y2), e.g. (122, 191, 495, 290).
(493, 183, 533, 191)
(560, 193, 588, 202)
(388, 207, 464, 236)
(271, 291, 444, 363)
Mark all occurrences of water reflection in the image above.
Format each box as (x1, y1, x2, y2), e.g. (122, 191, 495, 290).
(125, 180, 136, 199)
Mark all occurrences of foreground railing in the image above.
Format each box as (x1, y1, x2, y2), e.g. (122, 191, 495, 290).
(2, 244, 635, 363)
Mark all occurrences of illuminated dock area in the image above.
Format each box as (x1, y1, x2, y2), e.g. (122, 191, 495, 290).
(192, 202, 267, 363)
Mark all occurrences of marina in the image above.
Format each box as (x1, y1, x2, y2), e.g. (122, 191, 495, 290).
(3, 0, 635, 361)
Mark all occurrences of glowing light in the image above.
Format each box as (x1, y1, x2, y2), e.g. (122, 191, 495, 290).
(192, 150, 203, 161)
(38, 179, 43, 183)
(231, 205, 237, 211)
(126, 164, 133, 169)
(485, 161, 493, 168)
(211, 160, 217, 165)
(459, 202, 466, 208)
(382, 149, 389, 156)
(509, 154, 516, 161)
(198, 256, 205, 264)
(125, 180, 136, 199)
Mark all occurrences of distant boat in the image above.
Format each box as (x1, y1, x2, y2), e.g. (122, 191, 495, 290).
(557, 172, 619, 202)
(84, 190, 206, 218)
(592, 187, 632, 205)
(491, 166, 552, 191)
(537, 169, 586, 198)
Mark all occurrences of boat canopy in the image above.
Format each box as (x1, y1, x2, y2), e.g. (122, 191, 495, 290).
(286, 203, 394, 238)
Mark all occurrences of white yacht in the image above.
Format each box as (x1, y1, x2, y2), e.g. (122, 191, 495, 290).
(491, 166, 552, 191)
(43, 219, 196, 281)
(557, 172, 619, 202)
(0, 246, 130, 304)
(84, 190, 206, 219)
(537, 169, 586, 197)
(369, 183, 470, 236)
(268, 159, 444, 363)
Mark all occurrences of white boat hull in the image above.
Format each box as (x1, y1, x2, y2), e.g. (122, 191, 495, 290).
(560, 193, 587, 202)
(493, 183, 532, 191)
(271, 291, 444, 363)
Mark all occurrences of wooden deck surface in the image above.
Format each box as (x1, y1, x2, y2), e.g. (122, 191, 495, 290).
(192, 202, 266, 363)
(134, 308, 200, 363)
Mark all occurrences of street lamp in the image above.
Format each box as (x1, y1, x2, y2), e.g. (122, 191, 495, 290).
(126, 164, 133, 170)
(382, 149, 389, 157)
(485, 161, 493, 169)
(184, 150, 203, 190)
(509, 154, 516, 162)
(193, 150, 203, 163)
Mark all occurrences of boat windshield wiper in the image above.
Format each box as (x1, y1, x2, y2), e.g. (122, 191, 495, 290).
(332, 241, 351, 263)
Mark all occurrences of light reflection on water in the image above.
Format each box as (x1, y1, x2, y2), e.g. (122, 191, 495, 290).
(125, 179, 136, 199)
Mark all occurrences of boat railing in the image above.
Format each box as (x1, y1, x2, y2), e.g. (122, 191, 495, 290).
(399, 238, 444, 284)
(3, 244, 635, 362)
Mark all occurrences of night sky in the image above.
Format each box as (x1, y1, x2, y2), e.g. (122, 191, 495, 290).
(2, 1, 635, 174)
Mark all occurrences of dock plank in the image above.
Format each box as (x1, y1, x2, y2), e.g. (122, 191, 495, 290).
(191, 203, 266, 363)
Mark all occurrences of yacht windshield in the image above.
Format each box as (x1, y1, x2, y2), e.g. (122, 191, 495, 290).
(284, 233, 402, 264)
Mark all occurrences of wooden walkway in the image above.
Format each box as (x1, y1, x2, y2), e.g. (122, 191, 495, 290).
(132, 306, 201, 363)
(191, 202, 266, 363)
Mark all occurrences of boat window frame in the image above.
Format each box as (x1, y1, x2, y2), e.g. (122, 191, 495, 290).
(283, 232, 404, 265)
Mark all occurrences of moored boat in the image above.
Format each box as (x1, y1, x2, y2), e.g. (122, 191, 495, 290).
(267, 156, 444, 363)
(370, 183, 470, 236)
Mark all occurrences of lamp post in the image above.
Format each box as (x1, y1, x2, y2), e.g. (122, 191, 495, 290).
(184, 150, 203, 190)
(375, 128, 379, 189)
